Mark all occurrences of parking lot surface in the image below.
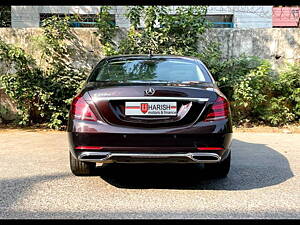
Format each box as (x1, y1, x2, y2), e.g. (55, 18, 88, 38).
(0, 131, 299, 219)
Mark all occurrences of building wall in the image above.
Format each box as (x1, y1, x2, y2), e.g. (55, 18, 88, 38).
(11, 6, 40, 28)
(0, 27, 298, 68)
(11, 6, 273, 28)
(201, 28, 300, 70)
(207, 6, 273, 28)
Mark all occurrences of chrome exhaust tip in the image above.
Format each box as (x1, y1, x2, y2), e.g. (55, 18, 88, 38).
(79, 152, 110, 162)
(188, 153, 221, 163)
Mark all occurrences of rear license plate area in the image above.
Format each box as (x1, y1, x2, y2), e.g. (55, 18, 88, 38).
(125, 102, 177, 116)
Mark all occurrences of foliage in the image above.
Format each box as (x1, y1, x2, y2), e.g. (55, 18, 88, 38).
(262, 97, 296, 126)
(37, 16, 87, 129)
(0, 39, 43, 125)
(0, 16, 87, 129)
(40, 15, 76, 66)
(212, 55, 265, 99)
(230, 61, 274, 123)
(0, 104, 15, 122)
(276, 62, 300, 117)
(94, 6, 118, 56)
(95, 6, 210, 56)
(0, 6, 11, 27)
(262, 62, 300, 126)
(223, 60, 300, 126)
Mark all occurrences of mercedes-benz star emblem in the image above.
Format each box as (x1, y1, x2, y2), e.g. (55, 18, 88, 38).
(144, 87, 155, 96)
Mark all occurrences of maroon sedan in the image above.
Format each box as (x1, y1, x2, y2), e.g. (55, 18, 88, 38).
(68, 55, 232, 177)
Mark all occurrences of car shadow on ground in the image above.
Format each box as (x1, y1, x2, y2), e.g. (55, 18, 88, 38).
(96, 139, 294, 190)
(0, 173, 70, 209)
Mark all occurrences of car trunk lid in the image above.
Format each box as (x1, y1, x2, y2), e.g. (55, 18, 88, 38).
(85, 82, 217, 128)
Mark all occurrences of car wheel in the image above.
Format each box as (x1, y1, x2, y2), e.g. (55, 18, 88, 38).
(69, 152, 96, 176)
(204, 151, 231, 178)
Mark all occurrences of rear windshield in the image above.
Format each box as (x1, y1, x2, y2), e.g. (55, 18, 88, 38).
(89, 58, 212, 83)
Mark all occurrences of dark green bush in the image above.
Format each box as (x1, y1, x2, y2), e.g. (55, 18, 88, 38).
(212, 55, 265, 100)
(262, 97, 296, 126)
(0, 16, 87, 129)
(230, 61, 274, 124)
(222, 60, 300, 126)
(276, 63, 300, 118)
(262, 62, 300, 126)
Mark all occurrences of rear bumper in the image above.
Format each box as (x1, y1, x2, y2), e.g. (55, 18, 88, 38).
(68, 119, 232, 163)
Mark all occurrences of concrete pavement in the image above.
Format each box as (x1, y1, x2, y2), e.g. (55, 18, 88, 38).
(0, 131, 299, 219)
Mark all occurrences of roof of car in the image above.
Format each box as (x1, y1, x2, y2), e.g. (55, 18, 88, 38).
(103, 54, 200, 61)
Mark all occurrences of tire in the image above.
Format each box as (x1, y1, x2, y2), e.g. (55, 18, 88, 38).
(204, 151, 231, 178)
(69, 152, 96, 176)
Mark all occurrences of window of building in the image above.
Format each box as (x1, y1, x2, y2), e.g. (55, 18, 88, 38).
(0, 6, 11, 27)
(162, 14, 234, 28)
(205, 15, 234, 28)
(39, 13, 116, 27)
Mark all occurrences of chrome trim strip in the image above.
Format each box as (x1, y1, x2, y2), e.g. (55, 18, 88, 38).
(173, 86, 215, 92)
(78, 152, 221, 163)
(92, 96, 209, 102)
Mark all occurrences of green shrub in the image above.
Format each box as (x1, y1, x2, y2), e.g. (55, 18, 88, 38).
(0, 104, 16, 122)
(0, 16, 87, 129)
(95, 6, 117, 55)
(276, 63, 300, 118)
(262, 97, 296, 126)
(228, 61, 300, 126)
(213, 55, 265, 100)
(230, 61, 274, 124)
(262, 62, 300, 126)
(0, 40, 43, 125)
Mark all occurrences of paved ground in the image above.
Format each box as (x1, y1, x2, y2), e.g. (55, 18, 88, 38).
(0, 131, 299, 219)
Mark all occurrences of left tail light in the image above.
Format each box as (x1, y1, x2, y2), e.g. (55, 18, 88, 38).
(70, 95, 97, 122)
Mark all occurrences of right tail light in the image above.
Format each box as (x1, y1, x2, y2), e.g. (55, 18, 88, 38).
(204, 96, 230, 122)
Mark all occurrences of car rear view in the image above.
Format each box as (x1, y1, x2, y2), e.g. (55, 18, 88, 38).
(67, 55, 232, 177)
